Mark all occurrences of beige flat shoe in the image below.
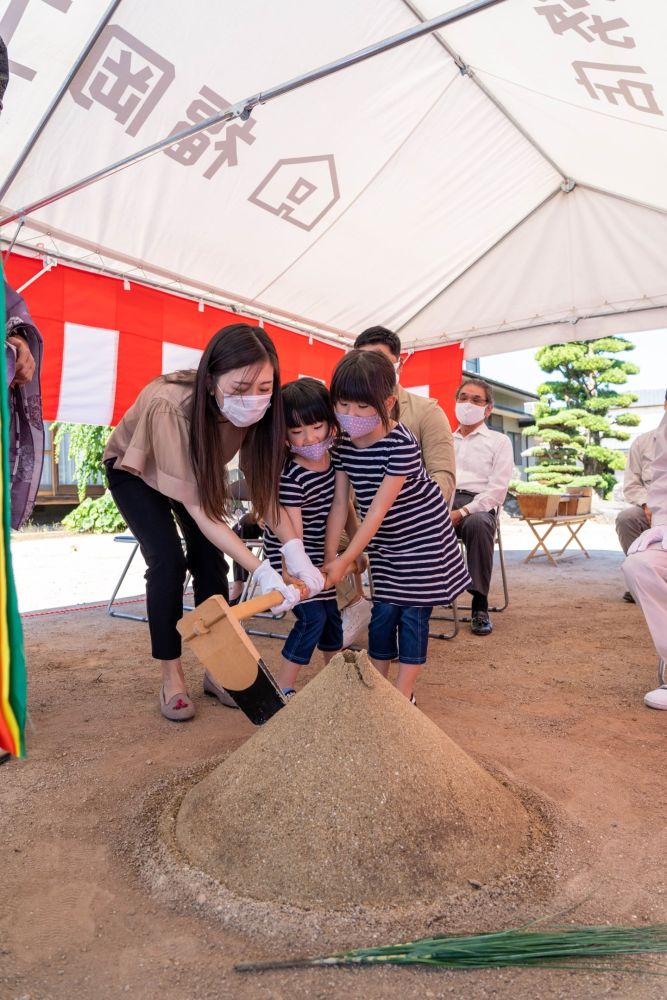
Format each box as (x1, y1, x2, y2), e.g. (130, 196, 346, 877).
(203, 670, 239, 709)
(159, 687, 195, 721)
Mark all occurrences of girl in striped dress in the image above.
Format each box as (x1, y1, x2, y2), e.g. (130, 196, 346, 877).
(263, 378, 345, 696)
(323, 351, 471, 700)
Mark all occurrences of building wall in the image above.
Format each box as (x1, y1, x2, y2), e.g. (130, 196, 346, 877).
(37, 422, 104, 505)
(488, 412, 533, 476)
(488, 384, 537, 475)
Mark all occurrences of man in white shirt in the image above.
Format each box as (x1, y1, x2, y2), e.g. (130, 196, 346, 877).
(452, 378, 514, 636)
(623, 409, 667, 710)
(616, 392, 667, 602)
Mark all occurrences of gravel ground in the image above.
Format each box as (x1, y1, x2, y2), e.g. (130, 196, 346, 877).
(3, 517, 666, 999)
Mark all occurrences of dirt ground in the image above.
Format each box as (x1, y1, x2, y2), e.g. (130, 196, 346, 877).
(2, 522, 667, 1000)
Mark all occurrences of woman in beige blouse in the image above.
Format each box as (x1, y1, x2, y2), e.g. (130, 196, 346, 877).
(104, 324, 305, 721)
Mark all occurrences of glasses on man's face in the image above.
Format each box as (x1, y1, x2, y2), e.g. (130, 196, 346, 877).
(458, 393, 488, 406)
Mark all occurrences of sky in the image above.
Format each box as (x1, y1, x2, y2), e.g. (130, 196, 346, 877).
(478, 329, 667, 396)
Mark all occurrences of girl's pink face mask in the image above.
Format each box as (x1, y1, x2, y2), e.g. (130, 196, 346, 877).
(336, 411, 382, 439)
(289, 436, 333, 460)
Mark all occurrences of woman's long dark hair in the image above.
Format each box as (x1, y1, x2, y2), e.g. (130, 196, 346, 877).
(330, 350, 398, 431)
(187, 323, 285, 522)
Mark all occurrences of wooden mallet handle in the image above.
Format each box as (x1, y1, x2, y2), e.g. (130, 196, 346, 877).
(231, 590, 286, 620)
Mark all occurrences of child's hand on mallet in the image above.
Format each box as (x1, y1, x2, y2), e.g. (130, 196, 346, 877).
(354, 553, 368, 574)
(322, 555, 350, 589)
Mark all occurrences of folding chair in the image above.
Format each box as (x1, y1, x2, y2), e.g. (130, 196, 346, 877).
(354, 558, 459, 643)
(429, 596, 460, 641)
(455, 516, 509, 619)
(429, 515, 509, 639)
(429, 492, 463, 641)
(107, 534, 192, 622)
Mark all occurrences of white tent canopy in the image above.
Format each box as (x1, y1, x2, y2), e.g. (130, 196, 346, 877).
(1, 0, 666, 357)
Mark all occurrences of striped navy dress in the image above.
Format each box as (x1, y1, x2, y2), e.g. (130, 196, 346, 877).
(263, 459, 336, 603)
(332, 423, 471, 606)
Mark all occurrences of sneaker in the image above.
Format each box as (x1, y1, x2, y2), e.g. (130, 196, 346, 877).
(622, 591, 635, 603)
(644, 685, 667, 710)
(342, 599, 372, 647)
(282, 688, 296, 700)
(203, 670, 239, 709)
(410, 693, 417, 706)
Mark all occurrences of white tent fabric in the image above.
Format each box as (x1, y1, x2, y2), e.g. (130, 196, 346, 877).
(0, 0, 665, 357)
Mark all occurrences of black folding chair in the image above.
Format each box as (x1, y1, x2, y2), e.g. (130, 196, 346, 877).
(106, 534, 192, 622)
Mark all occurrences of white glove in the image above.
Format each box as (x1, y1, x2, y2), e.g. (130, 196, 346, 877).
(253, 560, 301, 614)
(628, 525, 667, 553)
(281, 538, 325, 598)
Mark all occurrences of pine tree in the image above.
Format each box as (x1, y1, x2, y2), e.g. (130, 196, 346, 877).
(522, 337, 640, 498)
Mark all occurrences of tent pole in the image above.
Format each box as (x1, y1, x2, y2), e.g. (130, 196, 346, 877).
(397, 0, 568, 180)
(16, 257, 56, 295)
(472, 301, 667, 337)
(0, 0, 508, 228)
(403, 300, 667, 352)
(0, 236, 350, 350)
(2, 218, 24, 261)
(0, 0, 124, 204)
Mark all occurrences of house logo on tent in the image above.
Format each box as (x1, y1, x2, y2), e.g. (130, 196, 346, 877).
(248, 155, 340, 232)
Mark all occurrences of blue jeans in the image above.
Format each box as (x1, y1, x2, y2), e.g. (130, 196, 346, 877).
(368, 602, 433, 665)
(282, 599, 343, 666)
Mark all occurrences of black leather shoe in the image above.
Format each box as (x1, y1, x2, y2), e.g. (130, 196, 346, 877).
(471, 611, 493, 635)
(622, 591, 635, 604)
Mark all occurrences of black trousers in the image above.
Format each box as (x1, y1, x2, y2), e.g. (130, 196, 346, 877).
(452, 489, 497, 597)
(232, 512, 263, 583)
(106, 462, 228, 660)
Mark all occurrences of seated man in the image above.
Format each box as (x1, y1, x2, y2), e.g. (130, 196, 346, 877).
(623, 409, 667, 710)
(340, 325, 457, 645)
(451, 378, 513, 636)
(616, 390, 667, 602)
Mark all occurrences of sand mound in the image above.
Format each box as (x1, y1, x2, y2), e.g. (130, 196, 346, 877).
(175, 651, 530, 910)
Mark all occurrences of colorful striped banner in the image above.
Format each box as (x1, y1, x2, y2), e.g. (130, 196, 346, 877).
(0, 268, 27, 757)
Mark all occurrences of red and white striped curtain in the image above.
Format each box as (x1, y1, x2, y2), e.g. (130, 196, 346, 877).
(4, 254, 462, 427)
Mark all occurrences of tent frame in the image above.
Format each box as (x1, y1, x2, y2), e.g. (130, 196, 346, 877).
(0, 0, 123, 203)
(0, 0, 508, 228)
(2, 0, 663, 355)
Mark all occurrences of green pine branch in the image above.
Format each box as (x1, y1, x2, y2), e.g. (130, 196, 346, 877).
(236, 923, 667, 974)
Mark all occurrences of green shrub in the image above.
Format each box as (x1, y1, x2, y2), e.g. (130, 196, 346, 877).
(52, 422, 127, 534)
(508, 480, 562, 495)
(62, 490, 126, 534)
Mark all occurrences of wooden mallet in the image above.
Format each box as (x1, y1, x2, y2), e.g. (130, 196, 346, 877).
(177, 590, 290, 726)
